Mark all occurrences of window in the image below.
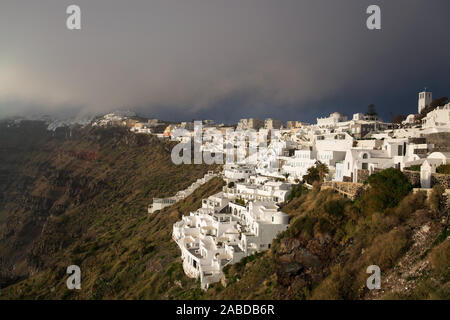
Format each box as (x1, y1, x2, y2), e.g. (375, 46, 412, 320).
(362, 153, 368, 159)
(362, 163, 368, 170)
(398, 145, 403, 156)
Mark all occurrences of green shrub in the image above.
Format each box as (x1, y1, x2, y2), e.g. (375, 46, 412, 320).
(436, 164, 450, 174)
(302, 162, 329, 184)
(359, 168, 412, 214)
(324, 200, 346, 220)
(406, 165, 421, 172)
(234, 197, 245, 206)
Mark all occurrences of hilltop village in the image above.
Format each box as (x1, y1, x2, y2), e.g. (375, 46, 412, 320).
(90, 91, 450, 289)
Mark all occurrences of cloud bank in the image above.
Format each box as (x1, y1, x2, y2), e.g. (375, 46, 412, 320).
(1, 0, 450, 123)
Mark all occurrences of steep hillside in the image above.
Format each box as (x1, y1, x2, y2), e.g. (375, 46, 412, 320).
(202, 182, 449, 300)
(0, 121, 221, 298)
(0, 122, 448, 300)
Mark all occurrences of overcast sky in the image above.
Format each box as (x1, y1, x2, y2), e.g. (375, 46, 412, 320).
(1, 0, 449, 123)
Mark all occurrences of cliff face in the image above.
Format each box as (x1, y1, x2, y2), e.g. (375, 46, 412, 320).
(0, 121, 220, 297)
(0, 121, 448, 300)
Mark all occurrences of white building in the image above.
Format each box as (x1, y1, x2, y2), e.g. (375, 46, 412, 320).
(236, 118, 264, 130)
(422, 103, 450, 129)
(173, 196, 289, 290)
(130, 122, 153, 134)
(352, 113, 380, 122)
(223, 179, 292, 203)
(314, 132, 354, 152)
(223, 164, 255, 182)
(341, 138, 425, 182)
(264, 118, 283, 130)
(286, 121, 309, 129)
(281, 149, 316, 180)
(316, 112, 348, 127)
(403, 114, 417, 125)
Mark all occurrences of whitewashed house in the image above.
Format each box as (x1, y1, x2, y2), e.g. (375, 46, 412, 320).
(223, 179, 292, 203)
(316, 112, 348, 128)
(173, 195, 289, 290)
(314, 132, 354, 152)
(223, 164, 255, 182)
(342, 149, 395, 182)
(281, 149, 317, 180)
(264, 118, 283, 130)
(422, 103, 450, 129)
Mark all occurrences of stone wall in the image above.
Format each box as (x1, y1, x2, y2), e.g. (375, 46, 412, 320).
(404, 170, 450, 188)
(444, 191, 450, 213)
(357, 169, 370, 183)
(414, 188, 450, 213)
(322, 181, 364, 200)
(431, 173, 450, 189)
(403, 170, 421, 187)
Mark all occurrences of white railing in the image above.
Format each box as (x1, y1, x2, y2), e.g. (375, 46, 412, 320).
(148, 172, 218, 213)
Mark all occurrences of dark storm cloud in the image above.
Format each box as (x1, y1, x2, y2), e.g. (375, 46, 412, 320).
(1, 0, 449, 123)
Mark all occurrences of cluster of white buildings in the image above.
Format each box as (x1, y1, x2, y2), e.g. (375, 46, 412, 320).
(129, 119, 162, 134)
(91, 110, 137, 127)
(166, 90, 450, 289)
(403, 90, 450, 131)
(172, 173, 291, 290)
(153, 89, 449, 188)
(90, 111, 165, 135)
(233, 90, 449, 185)
(235, 118, 284, 130)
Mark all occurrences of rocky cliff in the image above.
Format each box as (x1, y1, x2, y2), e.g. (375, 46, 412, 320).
(0, 121, 220, 298)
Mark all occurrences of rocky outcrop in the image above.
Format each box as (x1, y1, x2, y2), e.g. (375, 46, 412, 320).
(274, 236, 336, 298)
